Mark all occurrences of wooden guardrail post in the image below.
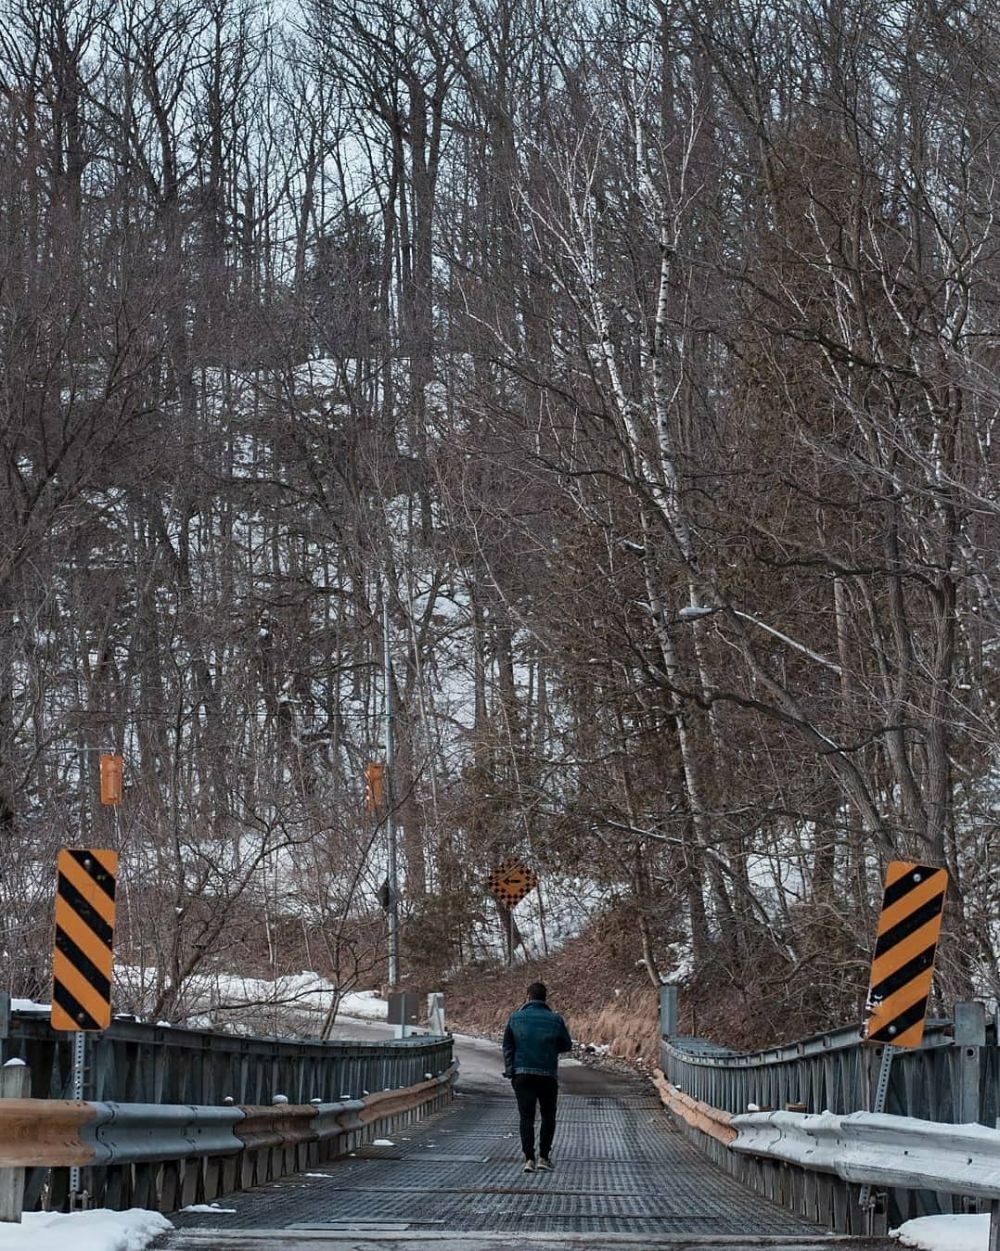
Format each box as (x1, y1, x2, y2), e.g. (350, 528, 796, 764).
(0, 1060, 30, 1222)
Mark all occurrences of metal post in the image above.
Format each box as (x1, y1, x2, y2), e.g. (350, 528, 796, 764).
(0, 992, 9, 1067)
(69, 1031, 88, 1208)
(859, 1044, 894, 1213)
(427, 993, 445, 1036)
(0, 1061, 29, 1222)
(954, 1001, 986, 1124)
(989, 1198, 1000, 1251)
(506, 908, 514, 967)
(660, 985, 678, 1038)
(383, 593, 399, 990)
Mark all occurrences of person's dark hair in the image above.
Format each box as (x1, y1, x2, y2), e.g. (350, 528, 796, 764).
(526, 981, 547, 1001)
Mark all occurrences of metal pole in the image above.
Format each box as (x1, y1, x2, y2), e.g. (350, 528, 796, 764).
(383, 593, 400, 990)
(69, 1031, 87, 1207)
(859, 1044, 894, 1213)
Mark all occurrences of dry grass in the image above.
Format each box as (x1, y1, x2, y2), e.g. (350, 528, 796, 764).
(437, 919, 662, 1068)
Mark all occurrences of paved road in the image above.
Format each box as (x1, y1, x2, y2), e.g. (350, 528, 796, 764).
(158, 1031, 894, 1251)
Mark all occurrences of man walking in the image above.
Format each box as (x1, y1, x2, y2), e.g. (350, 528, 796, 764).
(502, 982, 573, 1173)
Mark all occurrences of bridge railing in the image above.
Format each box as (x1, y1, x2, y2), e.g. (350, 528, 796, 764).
(659, 1002, 996, 1233)
(3, 1008, 451, 1105)
(0, 1009, 454, 1213)
(663, 1008, 992, 1124)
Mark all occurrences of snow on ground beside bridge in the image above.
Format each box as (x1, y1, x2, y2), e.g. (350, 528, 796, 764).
(338, 989, 388, 1019)
(0, 1209, 171, 1251)
(111, 965, 388, 1025)
(893, 1213, 989, 1250)
(206, 972, 388, 1020)
(12, 976, 389, 1031)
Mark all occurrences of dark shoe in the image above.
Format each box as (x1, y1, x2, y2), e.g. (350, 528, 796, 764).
(537, 1157, 554, 1171)
(522, 1158, 535, 1173)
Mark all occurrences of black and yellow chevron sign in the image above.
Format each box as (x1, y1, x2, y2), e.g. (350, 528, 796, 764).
(51, 848, 118, 1032)
(863, 860, 948, 1048)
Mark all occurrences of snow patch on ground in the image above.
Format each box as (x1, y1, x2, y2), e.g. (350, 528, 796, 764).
(893, 1214, 989, 1250)
(338, 990, 388, 1020)
(13, 969, 390, 1034)
(0, 1209, 171, 1251)
(180, 1203, 235, 1214)
(110, 966, 389, 1028)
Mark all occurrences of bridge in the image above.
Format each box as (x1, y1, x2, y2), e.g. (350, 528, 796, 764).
(160, 1032, 859, 1251)
(0, 1002, 994, 1249)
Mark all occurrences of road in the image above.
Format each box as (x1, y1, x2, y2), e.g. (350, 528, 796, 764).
(158, 1026, 895, 1251)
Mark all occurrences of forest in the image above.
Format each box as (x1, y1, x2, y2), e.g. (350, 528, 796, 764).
(1, 0, 998, 1042)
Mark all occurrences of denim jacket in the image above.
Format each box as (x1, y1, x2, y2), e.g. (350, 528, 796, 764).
(502, 1000, 573, 1078)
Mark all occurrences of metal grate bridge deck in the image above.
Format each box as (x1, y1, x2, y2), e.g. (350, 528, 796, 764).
(159, 1059, 893, 1248)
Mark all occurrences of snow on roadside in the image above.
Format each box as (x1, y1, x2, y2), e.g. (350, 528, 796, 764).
(338, 990, 388, 1021)
(893, 1213, 989, 1251)
(11, 971, 390, 1031)
(112, 966, 389, 1025)
(0, 1209, 171, 1251)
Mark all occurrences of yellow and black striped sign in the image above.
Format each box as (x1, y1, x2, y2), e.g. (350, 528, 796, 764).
(51, 848, 118, 1032)
(863, 860, 948, 1048)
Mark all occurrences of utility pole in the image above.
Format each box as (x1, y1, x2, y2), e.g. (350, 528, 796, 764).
(383, 590, 400, 989)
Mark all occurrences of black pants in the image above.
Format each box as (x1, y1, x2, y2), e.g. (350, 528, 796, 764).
(513, 1074, 558, 1160)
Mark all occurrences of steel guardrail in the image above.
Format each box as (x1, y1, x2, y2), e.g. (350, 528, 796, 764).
(730, 1105, 1000, 1201)
(658, 1004, 998, 1233)
(0, 1064, 457, 1210)
(1, 1009, 454, 1211)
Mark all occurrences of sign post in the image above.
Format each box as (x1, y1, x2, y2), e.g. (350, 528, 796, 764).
(68, 1031, 87, 1206)
(51, 848, 118, 1210)
(859, 860, 948, 1218)
(487, 860, 539, 966)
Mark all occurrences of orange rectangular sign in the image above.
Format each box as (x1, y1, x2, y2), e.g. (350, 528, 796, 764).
(863, 860, 948, 1048)
(99, 754, 123, 805)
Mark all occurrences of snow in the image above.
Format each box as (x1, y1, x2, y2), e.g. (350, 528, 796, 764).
(371, 1139, 395, 1146)
(10, 1000, 48, 1014)
(338, 991, 388, 1021)
(112, 965, 389, 1028)
(179, 1204, 236, 1214)
(892, 1214, 990, 1250)
(0, 1209, 171, 1251)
